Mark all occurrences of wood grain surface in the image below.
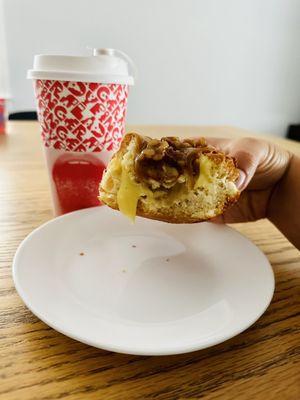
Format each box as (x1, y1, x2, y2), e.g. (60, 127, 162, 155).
(0, 122, 299, 400)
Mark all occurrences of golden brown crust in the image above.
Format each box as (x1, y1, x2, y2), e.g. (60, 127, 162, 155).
(137, 187, 240, 223)
(100, 189, 240, 223)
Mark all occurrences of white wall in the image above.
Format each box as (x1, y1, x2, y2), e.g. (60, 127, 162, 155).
(0, 0, 10, 97)
(3, 0, 300, 136)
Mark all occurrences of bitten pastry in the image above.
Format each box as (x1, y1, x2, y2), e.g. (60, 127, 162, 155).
(99, 133, 240, 223)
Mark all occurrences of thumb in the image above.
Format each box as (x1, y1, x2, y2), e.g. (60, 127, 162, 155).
(236, 169, 247, 190)
(233, 150, 259, 191)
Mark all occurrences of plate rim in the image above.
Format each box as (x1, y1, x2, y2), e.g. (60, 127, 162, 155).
(12, 207, 275, 356)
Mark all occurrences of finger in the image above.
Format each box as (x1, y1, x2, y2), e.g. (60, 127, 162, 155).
(231, 150, 259, 190)
(212, 207, 244, 224)
(236, 169, 247, 190)
(209, 215, 225, 224)
(205, 137, 231, 151)
(213, 138, 269, 189)
(210, 191, 255, 224)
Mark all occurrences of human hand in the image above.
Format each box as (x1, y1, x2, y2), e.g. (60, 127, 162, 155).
(206, 137, 292, 223)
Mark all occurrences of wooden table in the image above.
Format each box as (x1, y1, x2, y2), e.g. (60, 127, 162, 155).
(0, 122, 299, 400)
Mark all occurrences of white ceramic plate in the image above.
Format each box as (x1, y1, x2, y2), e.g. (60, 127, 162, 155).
(13, 207, 274, 356)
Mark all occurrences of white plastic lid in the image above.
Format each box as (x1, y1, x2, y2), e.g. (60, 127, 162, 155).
(27, 48, 135, 85)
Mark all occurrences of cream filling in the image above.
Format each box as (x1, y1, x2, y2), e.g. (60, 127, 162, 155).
(194, 156, 213, 189)
(115, 153, 237, 220)
(117, 167, 151, 221)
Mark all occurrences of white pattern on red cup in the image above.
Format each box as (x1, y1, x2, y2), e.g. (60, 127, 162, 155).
(34, 80, 128, 152)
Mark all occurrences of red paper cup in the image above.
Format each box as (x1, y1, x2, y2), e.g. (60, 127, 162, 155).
(0, 99, 6, 134)
(34, 79, 129, 215)
(28, 49, 134, 215)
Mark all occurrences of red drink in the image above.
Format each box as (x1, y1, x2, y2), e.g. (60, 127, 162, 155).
(51, 153, 105, 214)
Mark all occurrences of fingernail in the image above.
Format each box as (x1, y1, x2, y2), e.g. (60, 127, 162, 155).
(236, 170, 246, 190)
